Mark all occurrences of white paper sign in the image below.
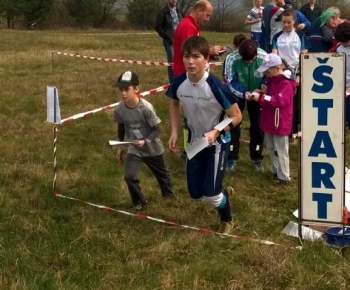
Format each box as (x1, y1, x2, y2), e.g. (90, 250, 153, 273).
(214, 118, 233, 132)
(47, 86, 61, 124)
(109, 140, 137, 146)
(281, 221, 323, 241)
(186, 137, 209, 160)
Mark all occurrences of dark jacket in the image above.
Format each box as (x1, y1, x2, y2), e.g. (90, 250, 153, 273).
(155, 5, 183, 44)
(308, 17, 333, 52)
(300, 3, 322, 24)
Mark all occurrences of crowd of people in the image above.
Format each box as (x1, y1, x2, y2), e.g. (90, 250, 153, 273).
(111, 0, 350, 235)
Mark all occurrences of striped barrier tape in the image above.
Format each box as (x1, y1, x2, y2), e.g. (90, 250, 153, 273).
(60, 84, 169, 124)
(59, 83, 250, 146)
(52, 51, 223, 67)
(54, 192, 280, 246)
(53, 125, 58, 192)
(52, 125, 284, 248)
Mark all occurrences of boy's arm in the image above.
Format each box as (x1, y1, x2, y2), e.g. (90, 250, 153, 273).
(222, 54, 236, 83)
(117, 123, 125, 162)
(142, 125, 160, 145)
(224, 54, 247, 98)
(137, 105, 161, 147)
(210, 103, 242, 142)
(271, 37, 278, 54)
(168, 99, 181, 152)
(118, 123, 125, 141)
(228, 74, 247, 99)
(297, 12, 310, 30)
(225, 103, 242, 128)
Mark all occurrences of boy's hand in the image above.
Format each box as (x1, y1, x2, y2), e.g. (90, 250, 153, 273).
(250, 91, 260, 101)
(168, 134, 180, 153)
(297, 23, 305, 30)
(209, 45, 221, 56)
(244, 91, 252, 100)
(204, 130, 219, 146)
(133, 140, 145, 147)
(245, 91, 256, 101)
(261, 84, 268, 93)
(117, 148, 124, 162)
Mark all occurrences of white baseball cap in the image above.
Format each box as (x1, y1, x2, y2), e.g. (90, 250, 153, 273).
(256, 54, 282, 73)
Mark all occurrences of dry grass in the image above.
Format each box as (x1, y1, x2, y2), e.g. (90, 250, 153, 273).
(0, 28, 349, 289)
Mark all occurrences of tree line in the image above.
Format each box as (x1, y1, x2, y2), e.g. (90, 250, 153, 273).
(0, 0, 349, 31)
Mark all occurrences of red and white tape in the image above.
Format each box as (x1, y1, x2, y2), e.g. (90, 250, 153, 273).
(55, 192, 280, 246)
(52, 51, 223, 67)
(61, 84, 169, 123)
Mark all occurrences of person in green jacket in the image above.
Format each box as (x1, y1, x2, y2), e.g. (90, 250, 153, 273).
(222, 39, 267, 171)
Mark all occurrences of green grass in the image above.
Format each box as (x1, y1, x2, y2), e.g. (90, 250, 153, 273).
(0, 29, 350, 289)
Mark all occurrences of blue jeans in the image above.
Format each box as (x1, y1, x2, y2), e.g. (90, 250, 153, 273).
(163, 39, 173, 83)
(251, 31, 262, 47)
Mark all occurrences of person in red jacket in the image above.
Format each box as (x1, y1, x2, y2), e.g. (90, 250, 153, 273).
(249, 53, 296, 185)
(173, 0, 221, 77)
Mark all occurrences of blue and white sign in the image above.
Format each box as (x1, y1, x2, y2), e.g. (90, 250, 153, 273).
(300, 53, 345, 225)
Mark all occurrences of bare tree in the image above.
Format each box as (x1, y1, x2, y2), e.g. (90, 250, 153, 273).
(211, 0, 237, 31)
(96, 0, 120, 25)
(177, 0, 197, 14)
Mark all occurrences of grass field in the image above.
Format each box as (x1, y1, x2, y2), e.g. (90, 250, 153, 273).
(0, 29, 349, 289)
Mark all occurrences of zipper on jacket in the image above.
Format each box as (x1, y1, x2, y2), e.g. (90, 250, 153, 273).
(275, 108, 280, 129)
(248, 64, 251, 91)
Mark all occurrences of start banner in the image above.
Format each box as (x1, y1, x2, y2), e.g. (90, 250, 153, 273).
(300, 53, 346, 226)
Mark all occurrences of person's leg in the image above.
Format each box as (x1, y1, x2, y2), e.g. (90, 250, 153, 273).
(274, 135, 290, 182)
(124, 153, 147, 205)
(251, 31, 262, 47)
(202, 143, 232, 223)
(265, 133, 278, 175)
(267, 42, 272, 53)
(259, 32, 266, 50)
(247, 101, 264, 164)
(227, 98, 246, 170)
(163, 39, 174, 83)
(227, 123, 241, 168)
(144, 154, 174, 197)
(186, 148, 208, 201)
(260, 24, 268, 52)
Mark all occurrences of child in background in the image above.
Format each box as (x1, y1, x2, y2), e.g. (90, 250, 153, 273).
(233, 34, 247, 51)
(334, 23, 350, 129)
(223, 39, 267, 172)
(222, 34, 246, 85)
(113, 71, 175, 213)
(271, 8, 309, 138)
(245, 0, 264, 47)
(167, 36, 242, 234)
(249, 54, 296, 185)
